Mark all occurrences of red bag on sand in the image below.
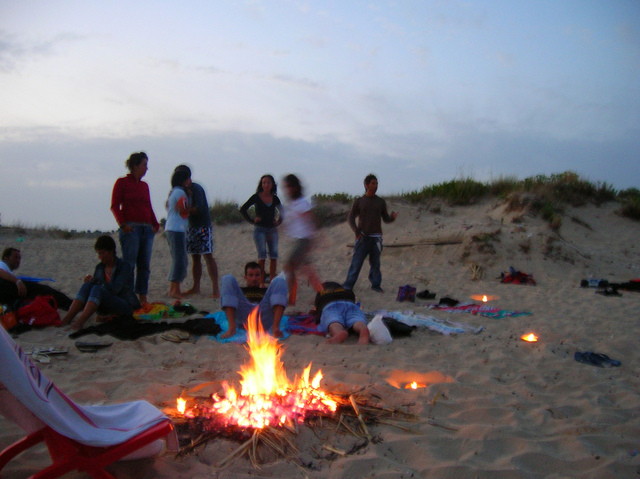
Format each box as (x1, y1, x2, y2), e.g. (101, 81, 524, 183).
(17, 295, 61, 327)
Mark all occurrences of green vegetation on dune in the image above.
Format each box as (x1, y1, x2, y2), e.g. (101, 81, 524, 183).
(2, 172, 637, 236)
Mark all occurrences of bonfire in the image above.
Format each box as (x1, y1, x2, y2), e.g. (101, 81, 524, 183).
(171, 308, 435, 468)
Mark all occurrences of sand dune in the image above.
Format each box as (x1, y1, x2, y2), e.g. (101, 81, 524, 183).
(1, 199, 639, 478)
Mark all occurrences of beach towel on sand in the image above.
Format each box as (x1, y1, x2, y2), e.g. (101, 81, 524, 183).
(0, 326, 178, 449)
(428, 302, 532, 319)
(69, 315, 221, 340)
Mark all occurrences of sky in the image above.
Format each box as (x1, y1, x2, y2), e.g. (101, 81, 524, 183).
(0, 0, 638, 230)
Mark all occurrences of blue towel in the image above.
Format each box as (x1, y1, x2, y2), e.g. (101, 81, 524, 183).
(207, 311, 290, 343)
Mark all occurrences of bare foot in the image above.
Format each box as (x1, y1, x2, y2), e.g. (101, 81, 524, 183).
(168, 290, 187, 299)
(220, 327, 236, 339)
(138, 294, 148, 305)
(183, 288, 200, 295)
(272, 329, 283, 339)
(211, 290, 220, 299)
(326, 331, 349, 344)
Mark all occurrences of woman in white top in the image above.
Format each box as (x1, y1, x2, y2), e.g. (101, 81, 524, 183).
(165, 169, 192, 298)
(281, 174, 323, 305)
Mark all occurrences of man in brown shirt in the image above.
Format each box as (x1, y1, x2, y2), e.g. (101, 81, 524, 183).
(343, 174, 397, 292)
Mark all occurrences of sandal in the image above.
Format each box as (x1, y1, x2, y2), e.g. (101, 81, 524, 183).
(161, 331, 190, 343)
(574, 351, 621, 368)
(75, 341, 113, 353)
(416, 290, 436, 300)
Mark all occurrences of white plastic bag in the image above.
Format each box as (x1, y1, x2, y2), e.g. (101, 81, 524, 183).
(367, 314, 393, 345)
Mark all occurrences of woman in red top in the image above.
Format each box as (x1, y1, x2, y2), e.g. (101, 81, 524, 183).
(110, 152, 159, 305)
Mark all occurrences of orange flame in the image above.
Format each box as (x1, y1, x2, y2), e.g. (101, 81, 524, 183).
(404, 381, 427, 389)
(521, 333, 538, 342)
(176, 397, 186, 414)
(470, 294, 498, 302)
(180, 308, 337, 429)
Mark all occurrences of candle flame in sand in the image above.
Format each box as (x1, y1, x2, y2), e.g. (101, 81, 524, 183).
(178, 308, 337, 429)
(404, 381, 427, 389)
(521, 333, 538, 342)
(470, 294, 498, 302)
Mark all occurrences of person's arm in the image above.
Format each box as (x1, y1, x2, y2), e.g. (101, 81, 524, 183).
(110, 178, 129, 230)
(176, 194, 190, 219)
(144, 182, 160, 232)
(380, 199, 398, 223)
(239, 194, 258, 225)
(347, 199, 360, 237)
(273, 196, 283, 226)
(0, 269, 27, 297)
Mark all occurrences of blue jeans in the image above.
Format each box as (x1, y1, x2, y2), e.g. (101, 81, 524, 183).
(220, 274, 288, 332)
(343, 236, 383, 290)
(119, 224, 155, 295)
(318, 301, 366, 333)
(165, 231, 188, 283)
(76, 282, 134, 316)
(253, 226, 278, 260)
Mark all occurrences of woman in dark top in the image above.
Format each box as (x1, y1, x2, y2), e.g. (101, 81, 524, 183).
(61, 235, 141, 331)
(240, 174, 282, 283)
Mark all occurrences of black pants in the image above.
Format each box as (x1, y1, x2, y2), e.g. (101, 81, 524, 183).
(0, 279, 73, 310)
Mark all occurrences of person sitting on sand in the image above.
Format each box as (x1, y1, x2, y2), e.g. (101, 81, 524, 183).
(314, 281, 370, 345)
(219, 261, 287, 339)
(0, 247, 73, 310)
(61, 235, 141, 331)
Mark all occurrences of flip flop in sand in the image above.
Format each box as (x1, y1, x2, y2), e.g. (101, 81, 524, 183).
(75, 341, 113, 353)
(416, 290, 436, 300)
(574, 351, 621, 368)
(595, 287, 621, 297)
(161, 331, 190, 343)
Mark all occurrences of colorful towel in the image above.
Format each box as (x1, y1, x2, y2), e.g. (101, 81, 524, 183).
(134, 303, 184, 321)
(428, 302, 532, 319)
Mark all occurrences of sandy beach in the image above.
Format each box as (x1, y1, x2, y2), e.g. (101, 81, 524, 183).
(1, 199, 639, 478)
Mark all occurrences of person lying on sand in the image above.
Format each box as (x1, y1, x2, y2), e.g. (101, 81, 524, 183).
(0, 247, 73, 310)
(219, 262, 287, 339)
(315, 282, 370, 345)
(61, 235, 140, 331)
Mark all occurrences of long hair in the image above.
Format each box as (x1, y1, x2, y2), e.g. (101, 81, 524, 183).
(171, 169, 190, 188)
(283, 174, 303, 199)
(256, 174, 277, 195)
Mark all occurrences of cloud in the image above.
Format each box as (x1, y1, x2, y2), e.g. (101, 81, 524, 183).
(0, 30, 87, 72)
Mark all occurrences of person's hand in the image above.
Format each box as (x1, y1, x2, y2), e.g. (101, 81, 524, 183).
(16, 280, 26, 298)
(83, 275, 93, 283)
(120, 223, 133, 233)
(254, 217, 261, 224)
(152, 225, 160, 233)
(391, 211, 398, 220)
(355, 232, 363, 241)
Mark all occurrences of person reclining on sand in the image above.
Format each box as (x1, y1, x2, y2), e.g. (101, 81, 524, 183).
(61, 235, 141, 331)
(0, 247, 72, 311)
(315, 282, 370, 345)
(220, 262, 287, 339)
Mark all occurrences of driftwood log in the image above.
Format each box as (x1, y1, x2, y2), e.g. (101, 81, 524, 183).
(347, 236, 462, 248)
